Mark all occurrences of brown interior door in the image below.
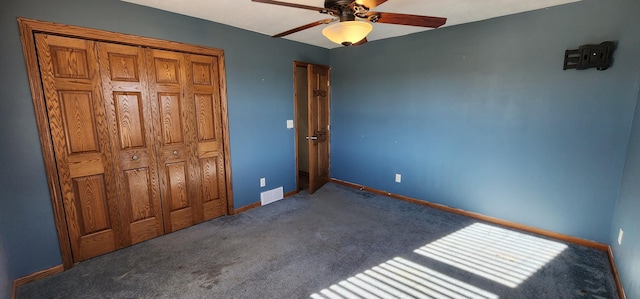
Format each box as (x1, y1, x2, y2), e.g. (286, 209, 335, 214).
(24, 20, 233, 267)
(307, 64, 331, 194)
(97, 42, 164, 245)
(34, 34, 123, 261)
(187, 54, 228, 221)
(146, 48, 204, 232)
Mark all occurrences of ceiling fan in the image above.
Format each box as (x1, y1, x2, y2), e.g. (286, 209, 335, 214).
(252, 0, 447, 46)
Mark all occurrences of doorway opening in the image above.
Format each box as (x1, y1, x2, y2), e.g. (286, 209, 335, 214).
(294, 61, 331, 194)
(295, 64, 310, 191)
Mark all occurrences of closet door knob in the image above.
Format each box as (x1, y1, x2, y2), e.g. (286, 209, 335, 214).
(173, 150, 178, 155)
(132, 155, 139, 160)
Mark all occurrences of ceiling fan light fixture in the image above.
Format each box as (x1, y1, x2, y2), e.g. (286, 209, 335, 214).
(322, 21, 373, 46)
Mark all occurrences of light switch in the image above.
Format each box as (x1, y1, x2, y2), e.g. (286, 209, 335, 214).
(286, 119, 294, 129)
(618, 229, 624, 245)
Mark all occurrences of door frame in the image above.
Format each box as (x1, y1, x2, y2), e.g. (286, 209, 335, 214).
(18, 18, 235, 269)
(293, 61, 331, 192)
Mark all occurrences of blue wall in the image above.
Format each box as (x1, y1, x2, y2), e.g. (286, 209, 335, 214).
(0, 233, 10, 299)
(3, 0, 640, 296)
(0, 0, 328, 288)
(611, 86, 640, 298)
(330, 0, 640, 245)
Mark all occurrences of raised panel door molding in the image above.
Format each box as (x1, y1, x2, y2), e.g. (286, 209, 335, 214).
(34, 34, 123, 262)
(97, 42, 164, 247)
(20, 18, 234, 268)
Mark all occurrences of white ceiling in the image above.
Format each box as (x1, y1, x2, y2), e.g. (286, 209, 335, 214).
(122, 0, 581, 49)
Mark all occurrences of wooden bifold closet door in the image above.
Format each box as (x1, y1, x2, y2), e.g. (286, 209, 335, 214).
(145, 48, 227, 233)
(33, 33, 228, 262)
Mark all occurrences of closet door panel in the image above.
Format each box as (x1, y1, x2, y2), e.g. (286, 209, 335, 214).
(147, 49, 202, 232)
(114, 92, 145, 148)
(200, 155, 226, 219)
(165, 161, 193, 231)
(188, 54, 227, 220)
(72, 175, 116, 258)
(97, 42, 163, 245)
(158, 93, 185, 144)
(35, 34, 122, 261)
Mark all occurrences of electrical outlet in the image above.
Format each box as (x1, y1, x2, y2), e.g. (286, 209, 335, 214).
(618, 229, 624, 245)
(395, 174, 402, 183)
(260, 177, 266, 187)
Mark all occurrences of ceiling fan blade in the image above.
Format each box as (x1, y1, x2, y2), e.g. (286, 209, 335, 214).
(368, 12, 447, 28)
(356, 0, 387, 9)
(252, 0, 325, 12)
(352, 37, 368, 46)
(273, 18, 336, 38)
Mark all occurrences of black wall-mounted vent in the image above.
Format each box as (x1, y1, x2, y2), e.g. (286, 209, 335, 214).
(563, 41, 616, 71)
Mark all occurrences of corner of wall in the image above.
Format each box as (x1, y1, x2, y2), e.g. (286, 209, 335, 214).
(608, 73, 640, 299)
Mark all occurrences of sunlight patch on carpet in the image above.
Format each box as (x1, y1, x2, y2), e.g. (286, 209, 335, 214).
(414, 222, 568, 288)
(310, 257, 499, 299)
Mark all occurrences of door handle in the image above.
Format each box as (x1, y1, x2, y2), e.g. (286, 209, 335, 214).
(306, 136, 318, 140)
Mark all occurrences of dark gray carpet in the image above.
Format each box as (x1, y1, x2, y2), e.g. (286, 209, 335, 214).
(18, 183, 618, 298)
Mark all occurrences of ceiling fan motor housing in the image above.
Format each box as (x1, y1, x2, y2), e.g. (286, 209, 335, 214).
(324, 0, 354, 10)
(324, 0, 369, 21)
